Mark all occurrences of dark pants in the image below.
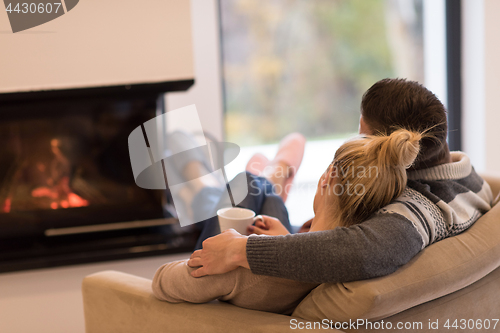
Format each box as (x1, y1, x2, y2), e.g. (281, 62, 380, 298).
(194, 172, 292, 250)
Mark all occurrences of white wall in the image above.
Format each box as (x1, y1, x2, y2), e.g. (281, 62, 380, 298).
(462, 0, 485, 171)
(483, 0, 500, 174)
(462, 0, 500, 175)
(165, 0, 224, 141)
(0, 0, 193, 93)
(0, 253, 189, 333)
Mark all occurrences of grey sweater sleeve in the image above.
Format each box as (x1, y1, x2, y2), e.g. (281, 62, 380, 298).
(246, 213, 423, 283)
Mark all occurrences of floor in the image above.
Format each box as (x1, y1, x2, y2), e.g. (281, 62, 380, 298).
(0, 252, 191, 333)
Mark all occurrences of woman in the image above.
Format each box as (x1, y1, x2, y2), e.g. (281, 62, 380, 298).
(152, 129, 423, 314)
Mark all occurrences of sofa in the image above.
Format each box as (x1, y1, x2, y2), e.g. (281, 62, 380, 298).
(82, 174, 500, 333)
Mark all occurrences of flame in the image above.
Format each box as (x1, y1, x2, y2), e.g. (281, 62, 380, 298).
(32, 187, 58, 199)
(68, 193, 88, 207)
(22, 139, 91, 211)
(31, 186, 89, 209)
(2, 197, 11, 213)
(31, 175, 89, 210)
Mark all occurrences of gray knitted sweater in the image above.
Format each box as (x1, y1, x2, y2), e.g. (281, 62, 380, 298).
(246, 152, 493, 283)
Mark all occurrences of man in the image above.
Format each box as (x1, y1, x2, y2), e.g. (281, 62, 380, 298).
(187, 78, 493, 283)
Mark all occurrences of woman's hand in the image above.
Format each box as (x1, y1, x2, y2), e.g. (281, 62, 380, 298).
(247, 215, 290, 236)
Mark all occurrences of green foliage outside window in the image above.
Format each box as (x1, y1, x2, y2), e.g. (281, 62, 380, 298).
(221, 0, 423, 146)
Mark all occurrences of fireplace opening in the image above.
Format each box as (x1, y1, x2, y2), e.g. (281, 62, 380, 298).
(0, 93, 198, 272)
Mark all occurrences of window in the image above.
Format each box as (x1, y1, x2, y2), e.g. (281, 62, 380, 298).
(220, 0, 447, 225)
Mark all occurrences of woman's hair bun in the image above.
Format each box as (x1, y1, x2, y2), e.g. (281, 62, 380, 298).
(330, 128, 424, 227)
(365, 129, 422, 169)
(387, 129, 422, 168)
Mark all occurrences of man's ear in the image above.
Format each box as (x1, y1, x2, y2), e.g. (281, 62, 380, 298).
(359, 115, 373, 135)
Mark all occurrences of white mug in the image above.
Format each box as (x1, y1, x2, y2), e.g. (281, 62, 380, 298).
(217, 207, 257, 235)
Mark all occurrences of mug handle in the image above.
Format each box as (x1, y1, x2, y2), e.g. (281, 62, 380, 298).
(253, 215, 263, 222)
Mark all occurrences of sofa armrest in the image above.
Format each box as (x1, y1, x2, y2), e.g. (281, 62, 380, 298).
(82, 270, 341, 333)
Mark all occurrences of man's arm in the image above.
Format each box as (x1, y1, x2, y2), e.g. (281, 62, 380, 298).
(190, 214, 423, 283)
(247, 214, 423, 283)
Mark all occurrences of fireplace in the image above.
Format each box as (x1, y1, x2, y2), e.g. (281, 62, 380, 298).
(0, 84, 198, 273)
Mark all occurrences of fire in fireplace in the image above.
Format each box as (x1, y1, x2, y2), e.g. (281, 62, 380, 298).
(1, 97, 161, 217)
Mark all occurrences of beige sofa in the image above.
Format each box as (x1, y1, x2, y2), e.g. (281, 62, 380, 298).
(82, 175, 500, 333)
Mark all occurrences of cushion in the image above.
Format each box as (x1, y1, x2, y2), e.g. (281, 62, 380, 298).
(292, 200, 500, 322)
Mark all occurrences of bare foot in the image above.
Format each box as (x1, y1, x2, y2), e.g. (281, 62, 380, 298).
(246, 153, 269, 176)
(262, 133, 306, 202)
(262, 161, 294, 188)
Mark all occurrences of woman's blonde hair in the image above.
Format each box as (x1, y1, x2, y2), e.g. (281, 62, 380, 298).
(327, 129, 423, 227)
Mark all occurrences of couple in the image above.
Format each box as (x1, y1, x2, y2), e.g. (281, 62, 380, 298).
(152, 78, 493, 314)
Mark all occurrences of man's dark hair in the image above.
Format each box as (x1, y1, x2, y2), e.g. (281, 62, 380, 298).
(361, 78, 449, 170)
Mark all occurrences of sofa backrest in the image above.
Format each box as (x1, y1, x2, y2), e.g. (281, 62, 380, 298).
(293, 175, 500, 323)
(480, 173, 500, 202)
